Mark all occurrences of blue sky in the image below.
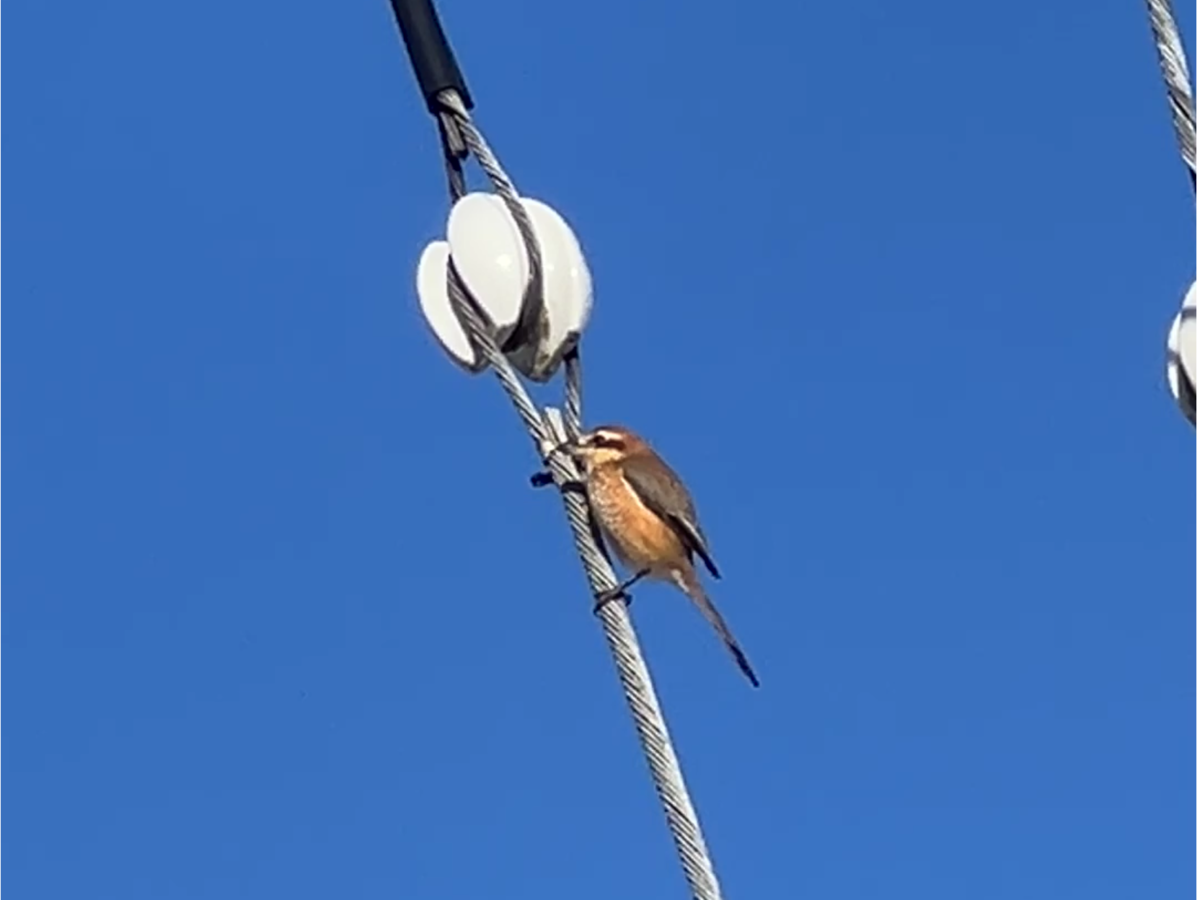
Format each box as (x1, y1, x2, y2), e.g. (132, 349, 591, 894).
(7, 0, 1197, 897)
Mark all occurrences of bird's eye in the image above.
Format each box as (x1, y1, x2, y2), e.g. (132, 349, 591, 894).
(593, 433, 625, 450)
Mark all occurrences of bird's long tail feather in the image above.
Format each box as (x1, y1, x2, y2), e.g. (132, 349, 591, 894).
(673, 568, 760, 688)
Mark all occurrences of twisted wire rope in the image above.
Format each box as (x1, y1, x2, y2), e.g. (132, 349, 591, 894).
(1144, 0, 1196, 188)
(433, 88, 725, 900)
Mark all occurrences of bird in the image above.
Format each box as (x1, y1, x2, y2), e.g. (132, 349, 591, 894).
(560, 424, 760, 687)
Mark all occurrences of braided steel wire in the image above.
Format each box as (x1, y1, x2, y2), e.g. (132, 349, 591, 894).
(1144, 0, 1196, 188)
(434, 88, 725, 900)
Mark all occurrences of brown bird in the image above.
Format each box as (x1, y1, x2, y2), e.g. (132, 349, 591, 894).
(562, 424, 760, 687)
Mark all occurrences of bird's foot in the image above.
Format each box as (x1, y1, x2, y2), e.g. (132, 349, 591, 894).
(592, 569, 651, 614)
(529, 471, 586, 495)
(592, 586, 632, 613)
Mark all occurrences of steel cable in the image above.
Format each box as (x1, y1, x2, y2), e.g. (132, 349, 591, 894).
(434, 88, 726, 900)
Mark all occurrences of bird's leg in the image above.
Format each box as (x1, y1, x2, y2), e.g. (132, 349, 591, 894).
(593, 569, 651, 613)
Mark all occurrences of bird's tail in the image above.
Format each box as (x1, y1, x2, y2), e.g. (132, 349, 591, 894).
(673, 567, 760, 688)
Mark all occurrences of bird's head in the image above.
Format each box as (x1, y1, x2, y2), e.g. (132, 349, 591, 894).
(561, 424, 647, 471)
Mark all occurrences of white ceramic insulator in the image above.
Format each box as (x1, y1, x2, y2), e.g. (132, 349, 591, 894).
(416, 240, 486, 373)
(507, 198, 594, 382)
(1167, 279, 1196, 425)
(446, 193, 529, 344)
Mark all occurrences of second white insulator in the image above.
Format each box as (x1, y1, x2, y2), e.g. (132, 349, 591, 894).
(416, 240, 487, 373)
(1167, 279, 1196, 426)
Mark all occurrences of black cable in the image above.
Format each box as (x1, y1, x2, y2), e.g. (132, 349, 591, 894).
(387, 0, 473, 113)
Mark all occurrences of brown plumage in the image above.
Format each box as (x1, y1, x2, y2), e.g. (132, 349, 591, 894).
(565, 424, 759, 688)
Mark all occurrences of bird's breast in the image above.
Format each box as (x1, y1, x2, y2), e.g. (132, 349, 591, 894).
(587, 464, 686, 574)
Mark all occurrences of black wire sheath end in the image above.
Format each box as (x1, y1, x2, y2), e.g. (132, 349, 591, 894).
(388, 0, 473, 113)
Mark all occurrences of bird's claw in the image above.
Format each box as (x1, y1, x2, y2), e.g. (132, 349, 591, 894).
(593, 568, 650, 613)
(529, 471, 587, 495)
(593, 587, 632, 614)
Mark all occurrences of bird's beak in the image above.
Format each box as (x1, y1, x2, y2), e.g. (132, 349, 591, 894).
(554, 438, 582, 457)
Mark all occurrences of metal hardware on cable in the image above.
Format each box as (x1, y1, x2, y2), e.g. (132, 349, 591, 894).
(388, 0, 729, 896)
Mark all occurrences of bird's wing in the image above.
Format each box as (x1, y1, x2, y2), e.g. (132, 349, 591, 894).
(621, 454, 721, 579)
